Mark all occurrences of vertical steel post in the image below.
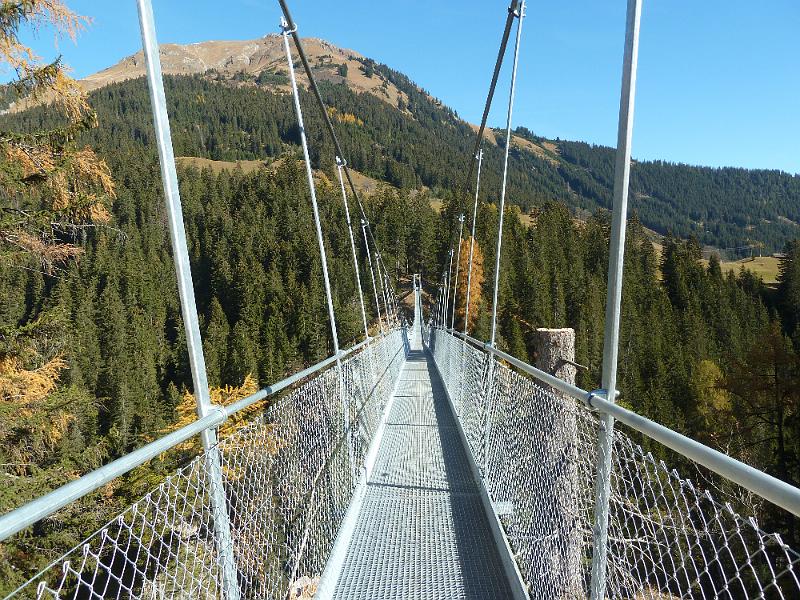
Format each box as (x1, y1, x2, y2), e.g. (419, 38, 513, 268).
(489, 0, 525, 349)
(450, 214, 465, 330)
(362, 219, 385, 334)
(282, 19, 354, 475)
(484, 0, 524, 477)
(444, 247, 455, 332)
(382, 261, 398, 325)
(589, 1, 643, 598)
(282, 19, 340, 359)
(336, 157, 370, 343)
(135, 2, 239, 599)
(375, 252, 389, 326)
(464, 149, 484, 335)
(436, 283, 444, 327)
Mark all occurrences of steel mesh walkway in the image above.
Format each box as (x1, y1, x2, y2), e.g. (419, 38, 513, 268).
(330, 327, 514, 599)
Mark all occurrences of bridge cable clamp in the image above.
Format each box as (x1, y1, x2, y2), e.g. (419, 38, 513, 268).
(280, 17, 297, 34)
(209, 403, 229, 426)
(335, 156, 347, 168)
(587, 388, 621, 410)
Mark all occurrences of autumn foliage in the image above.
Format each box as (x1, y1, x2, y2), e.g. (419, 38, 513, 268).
(454, 235, 483, 333)
(0, 0, 114, 272)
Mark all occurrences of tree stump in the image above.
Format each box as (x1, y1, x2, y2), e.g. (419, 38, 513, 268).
(529, 328, 582, 599)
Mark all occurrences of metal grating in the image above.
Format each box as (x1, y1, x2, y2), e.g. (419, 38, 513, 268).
(332, 338, 514, 599)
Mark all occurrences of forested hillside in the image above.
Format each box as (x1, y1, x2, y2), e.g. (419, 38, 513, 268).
(3, 38, 800, 592)
(6, 59, 800, 253)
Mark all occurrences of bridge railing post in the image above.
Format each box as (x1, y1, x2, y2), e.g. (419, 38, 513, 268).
(589, 0, 643, 598)
(450, 213, 465, 330)
(484, 0, 525, 481)
(135, 2, 240, 598)
(362, 220, 385, 335)
(281, 17, 355, 482)
(464, 149, 483, 337)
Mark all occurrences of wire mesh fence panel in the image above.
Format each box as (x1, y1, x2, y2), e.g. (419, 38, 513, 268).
(428, 328, 800, 600)
(604, 432, 800, 599)
(427, 329, 491, 472)
(486, 361, 598, 600)
(8, 329, 406, 600)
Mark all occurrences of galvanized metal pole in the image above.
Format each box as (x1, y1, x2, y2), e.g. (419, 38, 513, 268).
(336, 157, 370, 343)
(450, 214, 465, 330)
(282, 19, 340, 359)
(135, 2, 240, 599)
(381, 261, 398, 325)
(376, 253, 392, 327)
(439, 282, 446, 327)
(362, 219, 385, 334)
(435, 283, 443, 327)
(282, 19, 354, 476)
(483, 0, 524, 478)
(489, 0, 525, 349)
(589, 1, 643, 598)
(464, 149, 484, 335)
(444, 247, 454, 331)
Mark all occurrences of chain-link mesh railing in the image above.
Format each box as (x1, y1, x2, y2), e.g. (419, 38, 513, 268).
(427, 326, 800, 599)
(7, 329, 407, 600)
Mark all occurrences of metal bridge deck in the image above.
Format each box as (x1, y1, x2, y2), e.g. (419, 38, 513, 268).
(331, 328, 513, 599)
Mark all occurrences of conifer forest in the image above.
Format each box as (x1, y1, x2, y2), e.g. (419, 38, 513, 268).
(1, 2, 800, 593)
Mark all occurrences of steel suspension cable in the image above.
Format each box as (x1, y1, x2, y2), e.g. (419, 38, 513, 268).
(480, 0, 525, 478)
(375, 252, 392, 327)
(281, 19, 357, 480)
(336, 156, 370, 343)
(461, 0, 521, 199)
(277, 0, 393, 294)
(489, 0, 525, 349)
(282, 19, 341, 360)
(361, 219, 385, 333)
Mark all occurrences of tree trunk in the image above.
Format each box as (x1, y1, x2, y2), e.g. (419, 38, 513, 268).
(530, 328, 582, 599)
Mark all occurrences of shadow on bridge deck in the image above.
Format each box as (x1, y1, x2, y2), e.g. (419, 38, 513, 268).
(330, 330, 514, 599)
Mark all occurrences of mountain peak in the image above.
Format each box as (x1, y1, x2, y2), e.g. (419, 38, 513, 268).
(78, 36, 411, 111)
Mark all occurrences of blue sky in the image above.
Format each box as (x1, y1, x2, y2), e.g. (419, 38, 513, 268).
(16, 0, 800, 174)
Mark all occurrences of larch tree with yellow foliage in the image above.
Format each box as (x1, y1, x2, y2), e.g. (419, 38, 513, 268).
(0, 0, 114, 528)
(454, 236, 484, 333)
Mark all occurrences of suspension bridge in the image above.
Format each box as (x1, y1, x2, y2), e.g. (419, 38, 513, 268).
(2, 0, 800, 598)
